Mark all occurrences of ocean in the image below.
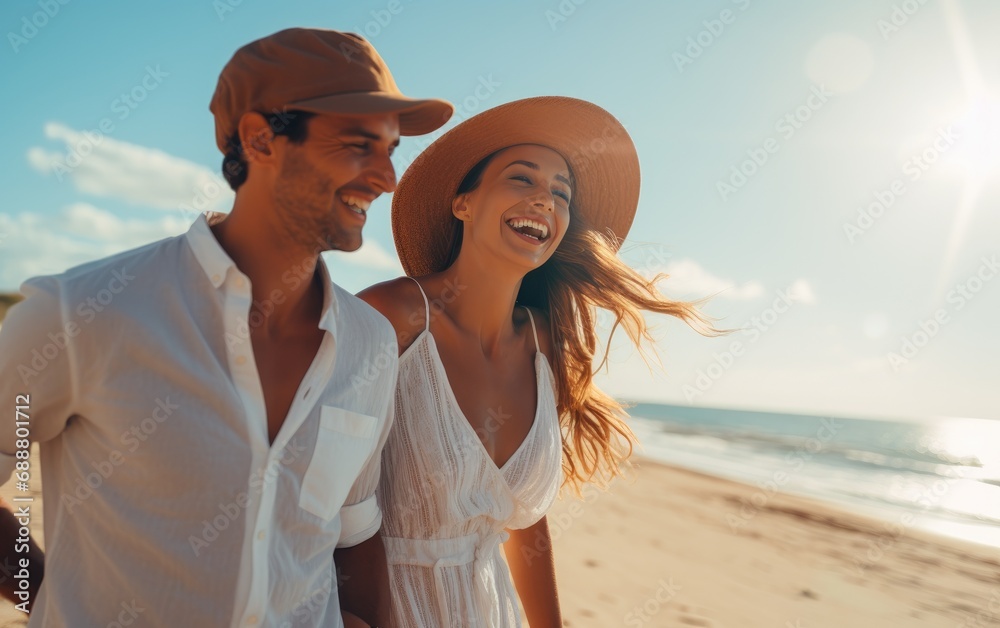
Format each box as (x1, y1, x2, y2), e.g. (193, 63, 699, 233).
(625, 402, 1000, 548)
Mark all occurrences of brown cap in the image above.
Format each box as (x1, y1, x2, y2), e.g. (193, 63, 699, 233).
(209, 28, 453, 152)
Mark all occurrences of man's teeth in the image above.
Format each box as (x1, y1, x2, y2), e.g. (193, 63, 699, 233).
(506, 217, 549, 240)
(341, 195, 372, 213)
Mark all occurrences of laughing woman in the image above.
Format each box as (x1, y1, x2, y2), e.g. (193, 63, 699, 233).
(358, 97, 726, 627)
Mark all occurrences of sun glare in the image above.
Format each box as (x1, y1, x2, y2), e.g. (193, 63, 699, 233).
(944, 95, 1000, 183)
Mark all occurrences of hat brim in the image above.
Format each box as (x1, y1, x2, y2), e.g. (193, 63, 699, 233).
(391, 96, 640, 277)
(289, 92, 454, 136)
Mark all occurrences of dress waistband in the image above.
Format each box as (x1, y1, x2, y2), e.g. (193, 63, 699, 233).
(383, 531, 511, 626)
(384, 531, 510, 567)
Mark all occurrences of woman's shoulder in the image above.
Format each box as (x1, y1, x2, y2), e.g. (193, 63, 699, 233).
(518, 304, 555, 362)
(356, 277, 428, 354)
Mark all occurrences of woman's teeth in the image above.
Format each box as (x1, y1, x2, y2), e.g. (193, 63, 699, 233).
(341, 195, 371, 214)
(505, 217, 549, 240)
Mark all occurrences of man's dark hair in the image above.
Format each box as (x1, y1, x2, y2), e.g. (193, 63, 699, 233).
(221, 109, 316, 192)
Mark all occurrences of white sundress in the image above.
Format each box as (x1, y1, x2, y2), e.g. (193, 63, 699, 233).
(378, 277, 563, 628)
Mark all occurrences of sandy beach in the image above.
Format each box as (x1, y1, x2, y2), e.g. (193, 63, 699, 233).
(1, 452, 998, 627)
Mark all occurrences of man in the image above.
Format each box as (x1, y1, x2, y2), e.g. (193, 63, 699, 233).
(0, 28, 452, 627)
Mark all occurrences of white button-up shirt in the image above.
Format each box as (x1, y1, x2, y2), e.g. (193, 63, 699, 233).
(0, 211, 398, 627)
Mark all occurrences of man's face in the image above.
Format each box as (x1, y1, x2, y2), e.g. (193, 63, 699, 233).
(271, 112, 400, 253)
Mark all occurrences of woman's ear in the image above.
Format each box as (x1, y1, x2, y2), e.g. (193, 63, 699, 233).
(452, 194, 472, 222)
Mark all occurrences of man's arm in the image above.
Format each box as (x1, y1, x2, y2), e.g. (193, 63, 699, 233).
(334, 332, 398, 627)
(335, 532, 391, 627)
(0, 277, 78, 607)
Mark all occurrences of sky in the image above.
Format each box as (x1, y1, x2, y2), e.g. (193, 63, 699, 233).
(1, 0, 998, 422)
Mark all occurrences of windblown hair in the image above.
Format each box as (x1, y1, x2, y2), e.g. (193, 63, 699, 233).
(447, 150, 734, 494)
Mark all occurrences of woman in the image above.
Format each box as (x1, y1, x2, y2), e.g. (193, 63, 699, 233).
(359, 97, 725, 627)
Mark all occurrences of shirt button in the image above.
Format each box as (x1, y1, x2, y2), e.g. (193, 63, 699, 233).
(235, 356, 247, 366)
(257, 530, 266, 540)
(211, 274, 221, 283)
(246, 615, 258, 625)
(236, 277, 246, 288)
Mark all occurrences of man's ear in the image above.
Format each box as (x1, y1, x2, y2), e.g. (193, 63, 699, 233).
(452, 193, 472, 222)
(237, 112, 277, 164)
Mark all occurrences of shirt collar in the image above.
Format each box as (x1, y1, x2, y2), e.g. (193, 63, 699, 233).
(185, 211, 339, 335)
(185, 211, 232, 289)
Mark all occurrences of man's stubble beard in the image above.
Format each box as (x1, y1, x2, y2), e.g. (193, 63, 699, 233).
(273, 151, 352, 255)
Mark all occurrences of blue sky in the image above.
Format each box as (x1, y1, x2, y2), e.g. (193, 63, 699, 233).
(1, 0, 998, 421)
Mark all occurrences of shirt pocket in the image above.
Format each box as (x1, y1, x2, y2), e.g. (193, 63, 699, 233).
(299, 406, 380, 521)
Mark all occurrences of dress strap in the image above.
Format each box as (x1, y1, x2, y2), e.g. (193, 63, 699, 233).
(522, 306, 540, 353)
(407, 276, 431, 332)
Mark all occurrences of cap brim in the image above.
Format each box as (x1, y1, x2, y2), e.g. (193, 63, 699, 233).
(288, 92, 454, 136)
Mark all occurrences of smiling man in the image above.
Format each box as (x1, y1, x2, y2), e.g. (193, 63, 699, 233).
(0, 28, 452, 627)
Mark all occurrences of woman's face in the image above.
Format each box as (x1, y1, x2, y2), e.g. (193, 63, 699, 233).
(454, 144, 572, 271)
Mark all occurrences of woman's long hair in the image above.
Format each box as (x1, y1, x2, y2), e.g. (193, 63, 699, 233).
(444, 150, 734, 493)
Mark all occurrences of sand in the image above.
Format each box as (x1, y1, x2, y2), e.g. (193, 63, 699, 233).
(548, 460, 1000, 627)
(1, 451, 998, 627)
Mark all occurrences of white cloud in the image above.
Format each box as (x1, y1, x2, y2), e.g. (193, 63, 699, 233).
(653, 257, 765, 300)
(61, 203, 190, 247)
(786, 278, 817, 304)
(27, 122, 233, 213)
(0, 204, 189, 288)
(0, 203, 403, 290)
(11, 123, 405, 291)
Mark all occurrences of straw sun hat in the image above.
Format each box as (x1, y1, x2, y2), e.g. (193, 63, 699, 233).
(391, 96, 640, 277)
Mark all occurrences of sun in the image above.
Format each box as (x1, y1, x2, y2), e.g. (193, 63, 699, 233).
(944, 94, 1000, 184)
